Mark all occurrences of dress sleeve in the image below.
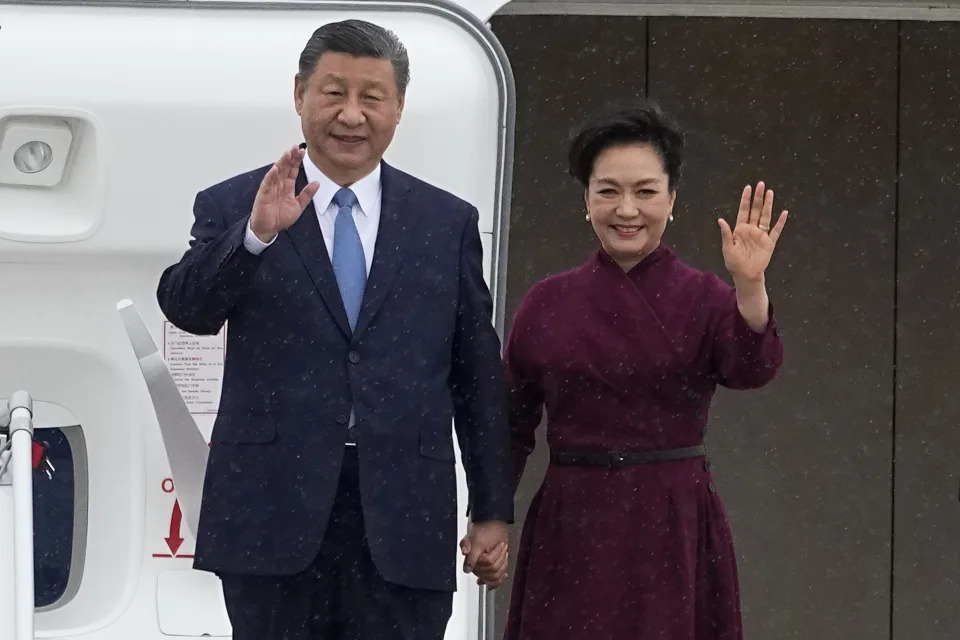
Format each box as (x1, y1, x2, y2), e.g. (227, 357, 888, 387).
(711, 286, 784, 389)
(503, 287, 546, 490)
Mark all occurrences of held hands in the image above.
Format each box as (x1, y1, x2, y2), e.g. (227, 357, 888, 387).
(718, 182, 788, 284)
(460, 521, 510, 589)
(249, 146, 321, 244)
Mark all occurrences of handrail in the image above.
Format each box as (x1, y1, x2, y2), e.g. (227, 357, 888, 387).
(1, 390, 37, 640)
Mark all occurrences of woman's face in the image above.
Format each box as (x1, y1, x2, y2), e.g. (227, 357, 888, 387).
(585, 143, 676, 271)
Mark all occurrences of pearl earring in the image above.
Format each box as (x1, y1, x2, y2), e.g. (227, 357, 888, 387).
(669, 215, 674, 222)
(585, 214, 591, 221)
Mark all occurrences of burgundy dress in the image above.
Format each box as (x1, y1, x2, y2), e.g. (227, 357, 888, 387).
(502, 245, 783, 640)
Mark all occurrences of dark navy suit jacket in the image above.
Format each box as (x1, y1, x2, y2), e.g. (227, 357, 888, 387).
(156, 155, 514, 591)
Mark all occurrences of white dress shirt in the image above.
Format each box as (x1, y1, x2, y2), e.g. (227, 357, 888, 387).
(242, 154, 383, 444)
(243, 154, 382, 272)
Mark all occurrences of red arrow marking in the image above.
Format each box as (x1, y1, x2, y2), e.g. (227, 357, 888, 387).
(165, 500, 184, 556)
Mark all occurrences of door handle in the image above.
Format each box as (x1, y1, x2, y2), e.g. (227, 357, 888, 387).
(116, 299, 207, 540)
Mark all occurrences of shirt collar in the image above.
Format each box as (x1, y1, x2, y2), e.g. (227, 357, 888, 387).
(301, 151, 382, 216)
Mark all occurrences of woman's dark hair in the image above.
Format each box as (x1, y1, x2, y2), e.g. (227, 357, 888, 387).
(567, 101, 685, 191)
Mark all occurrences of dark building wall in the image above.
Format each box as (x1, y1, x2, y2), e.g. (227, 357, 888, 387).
(490, 13, 960, 639)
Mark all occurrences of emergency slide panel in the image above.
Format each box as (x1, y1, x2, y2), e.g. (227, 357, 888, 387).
(0, 1, 514, 639)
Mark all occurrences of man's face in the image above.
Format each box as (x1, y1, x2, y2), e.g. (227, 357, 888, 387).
(295, 51, 404, 185)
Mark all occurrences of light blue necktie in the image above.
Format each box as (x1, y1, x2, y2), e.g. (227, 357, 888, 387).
(332, 188, 366, 330)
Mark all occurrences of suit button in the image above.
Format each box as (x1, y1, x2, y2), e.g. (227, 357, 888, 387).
(708, 483, 716, 494)
(348, 351, 360, 364)
(336, 414, 348, 424)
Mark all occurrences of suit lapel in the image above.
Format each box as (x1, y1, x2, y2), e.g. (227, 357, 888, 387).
(285, 166, 352, 339)
(352, 163, 417, 338)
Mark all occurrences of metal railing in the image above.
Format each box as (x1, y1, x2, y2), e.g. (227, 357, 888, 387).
(0, 391, 36, 640)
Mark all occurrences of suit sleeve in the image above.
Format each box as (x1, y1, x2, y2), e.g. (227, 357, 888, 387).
(502, 288, 545, 492)
(448, 208, 515, 524)
(156, 189, 265, 335)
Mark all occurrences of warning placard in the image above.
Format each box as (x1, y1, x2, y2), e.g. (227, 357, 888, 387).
(162, 322, 225, 415)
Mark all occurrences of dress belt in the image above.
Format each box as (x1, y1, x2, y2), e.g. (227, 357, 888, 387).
(549, 445, 707, 468)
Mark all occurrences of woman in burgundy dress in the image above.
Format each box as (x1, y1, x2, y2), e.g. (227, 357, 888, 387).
(499, 104, 789, 639)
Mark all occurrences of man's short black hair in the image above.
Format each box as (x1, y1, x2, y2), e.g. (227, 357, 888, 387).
(299, 19, 410, 95)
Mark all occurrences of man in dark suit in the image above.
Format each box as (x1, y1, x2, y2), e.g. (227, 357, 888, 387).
(156, 19, 513, 640)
